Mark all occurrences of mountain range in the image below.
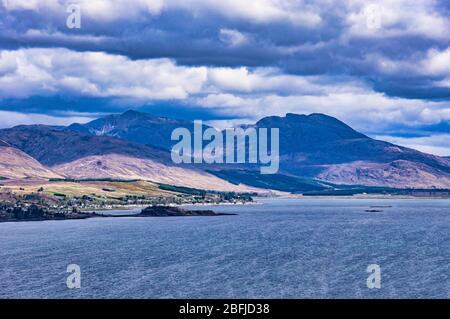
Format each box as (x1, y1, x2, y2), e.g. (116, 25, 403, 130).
(0, 125, 255, 192)
(249, 113, 450, 188)
(66, 110, 201, 151)
(1, 110, 449, 192)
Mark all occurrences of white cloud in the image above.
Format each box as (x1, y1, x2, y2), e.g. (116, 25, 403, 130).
(219, 29, 247, 47)
(435, 77, 450, 88)
(1, 0, 57, 11)
(197, 91, 450, 133)
(23, 29, 111, 44)
(0, 48, 208, 100)
(2, 0, 164, 22)
(177, 0, 322, 26)
(206, 67, 369, 94)
(345, 0, 450, 40)
(2, 0, 321, 26)
(3, 0, 448, 40)
(1, 47, 449, 139)
(423, 46, 450, 76)
(205, 118, 253, 130)
(368, 45, 450, 79)
(0, 48, 368, 100)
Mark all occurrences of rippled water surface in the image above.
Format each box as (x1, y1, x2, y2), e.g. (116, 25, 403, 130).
(1, 198, 449, 298)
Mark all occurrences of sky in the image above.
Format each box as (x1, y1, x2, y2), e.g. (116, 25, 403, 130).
(0, 0, 449, 156)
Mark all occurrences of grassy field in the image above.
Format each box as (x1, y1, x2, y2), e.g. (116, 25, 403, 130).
(0, 179, 178, 198)
(0, 178, 255, 210)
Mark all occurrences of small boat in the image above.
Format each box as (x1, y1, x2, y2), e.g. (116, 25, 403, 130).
(365, 209, 383, 212)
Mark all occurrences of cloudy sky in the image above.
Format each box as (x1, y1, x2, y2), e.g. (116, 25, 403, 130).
(0, 0, 449, 155)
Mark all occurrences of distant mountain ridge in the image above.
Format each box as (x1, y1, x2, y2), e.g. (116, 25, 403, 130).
(0, 124, 168, 166)
(0, 124, 258, 192)
(254, 113, 447, 166)
(1, 110, 449, 190)
(67, 110, 209, 150)
(248, 113, 450, 188)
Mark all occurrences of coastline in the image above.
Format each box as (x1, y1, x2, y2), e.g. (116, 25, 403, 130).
(2, 194, 449, 224)
(276, 194, 450, 200)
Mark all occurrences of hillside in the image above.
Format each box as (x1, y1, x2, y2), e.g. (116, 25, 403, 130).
(214, 113, 450, 189)
(66, 110, 207, 151)
(250, 113, 450, 188)
(52, 154, 258, 192)
(0, 125, 258, 192)
(65, 111, 450, 189)
(0, 124, 169, 166)
(0, 145, 62, 179)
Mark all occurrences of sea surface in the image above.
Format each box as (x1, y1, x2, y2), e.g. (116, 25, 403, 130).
(1, 198, 450, 298)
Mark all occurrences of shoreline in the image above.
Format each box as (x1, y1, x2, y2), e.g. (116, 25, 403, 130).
(0, 205, 237, 223)
(2, 196, 449, 224)
(269, 194, 450, 200)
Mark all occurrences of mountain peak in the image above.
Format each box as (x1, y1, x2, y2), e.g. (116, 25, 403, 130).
(123, 109, 141, 115)
(306, 113, 337, 120)
(121, 109, 148, 119)
(66, 109, 194, 150)
(286, 112, 349, 123)
(256, 112, 367, 139)
(258, 112, 345, 123)
(109, 109, 186, 124)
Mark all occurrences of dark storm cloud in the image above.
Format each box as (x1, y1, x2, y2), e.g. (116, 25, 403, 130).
(1, 0, 449, 102)
(0, 0, 449, 155)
